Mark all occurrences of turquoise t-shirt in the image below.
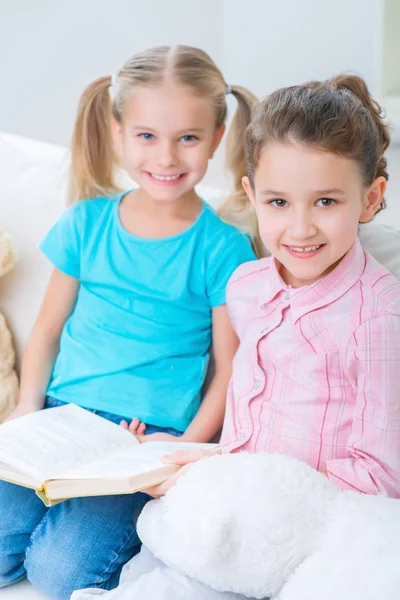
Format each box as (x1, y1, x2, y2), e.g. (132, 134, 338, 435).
(40, 192, 256, 431)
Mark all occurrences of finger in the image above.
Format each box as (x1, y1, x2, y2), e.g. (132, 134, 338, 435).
(120, 420, 129, 429)
(128, 417, 140, 434)
(142, 484, 164, 498)
(137, 422, 147, 435)
(136, 434, 148, 443)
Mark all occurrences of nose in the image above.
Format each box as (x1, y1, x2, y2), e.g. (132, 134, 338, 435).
(288, 207, 317, 240)
(157, 141, 178, 168)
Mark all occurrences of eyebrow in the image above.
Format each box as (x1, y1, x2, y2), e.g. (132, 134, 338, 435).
(131, 126, 205, 133)
(260, 187, 346, 196)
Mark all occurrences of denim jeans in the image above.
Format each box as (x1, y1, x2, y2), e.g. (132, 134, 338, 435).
(0, 397, 181, 599)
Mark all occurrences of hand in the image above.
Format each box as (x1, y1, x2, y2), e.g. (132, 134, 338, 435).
(3, 403, 41, 423)
(143, 448, 217, 498)
(120, 417, 147, 436)
(119, 420, 182, 443)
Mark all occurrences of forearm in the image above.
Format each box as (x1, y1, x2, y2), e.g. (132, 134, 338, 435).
(181, 369, 230, 443)
(18, 325, 61, 410)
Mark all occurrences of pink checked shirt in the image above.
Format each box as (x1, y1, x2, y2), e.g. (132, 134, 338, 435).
(219, 239, 400, 497)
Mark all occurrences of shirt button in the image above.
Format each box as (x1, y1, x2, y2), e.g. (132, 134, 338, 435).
(237, 433, 245, 441)
(261, 327, 268, 334)
(285, 292, 290, 300)
(253, 379, 260, 389)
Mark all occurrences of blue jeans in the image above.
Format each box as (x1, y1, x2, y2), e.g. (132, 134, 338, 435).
(0, 397, 181, 599)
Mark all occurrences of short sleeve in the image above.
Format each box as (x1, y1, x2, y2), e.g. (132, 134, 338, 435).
(39, 202, 84, 278)
(206, 231, 256, 308)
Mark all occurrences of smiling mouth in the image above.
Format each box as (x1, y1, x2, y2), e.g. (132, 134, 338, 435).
(148, 173, 184, 181)
(287, 245, 324, 253)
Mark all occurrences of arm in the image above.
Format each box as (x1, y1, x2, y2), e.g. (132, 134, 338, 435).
(5, 269, 79, 420)
(325, 314, 400, 497)
(182, 304, 239, 442)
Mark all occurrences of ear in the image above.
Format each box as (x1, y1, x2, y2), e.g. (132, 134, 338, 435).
(242, 176, 256, 208)
(209, 124, 226, 158)
(359, 176, 387, 223)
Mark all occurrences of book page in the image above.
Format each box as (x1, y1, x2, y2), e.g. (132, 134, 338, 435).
(0, 404, 139, 482)
(49, 441, 218, 481)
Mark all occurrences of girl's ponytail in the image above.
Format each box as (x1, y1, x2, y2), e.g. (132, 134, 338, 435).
(330, 74, 390, 183)
(220, 86, 264, 257)
(67, 76, 120, 204)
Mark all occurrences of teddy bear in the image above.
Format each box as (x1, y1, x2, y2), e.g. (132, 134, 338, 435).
(129, 452, 400, 600)
(0, 228, 19, 422)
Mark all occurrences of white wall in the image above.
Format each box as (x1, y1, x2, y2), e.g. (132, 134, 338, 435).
(0, 0, 223, 145)
(382, 0, 400, 96)
(220, 0, 383, 97)
(0, 0, 384, 187)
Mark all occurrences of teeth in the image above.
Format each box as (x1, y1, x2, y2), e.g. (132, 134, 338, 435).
(151, 173, 181, 181)
(289, 245, 321, 253)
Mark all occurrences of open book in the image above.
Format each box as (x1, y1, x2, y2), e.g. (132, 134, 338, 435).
(0, 404, 217, 506)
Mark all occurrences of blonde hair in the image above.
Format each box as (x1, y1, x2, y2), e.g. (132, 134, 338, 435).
(67, 45, 260, 252)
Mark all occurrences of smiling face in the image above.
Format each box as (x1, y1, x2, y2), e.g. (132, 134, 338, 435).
(113, 80, 225, 204)
(243, 141, 386, 288)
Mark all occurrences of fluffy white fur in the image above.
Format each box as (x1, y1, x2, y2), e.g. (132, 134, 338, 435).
(72, 452, 400, 600)
(135, 452, 400, 600)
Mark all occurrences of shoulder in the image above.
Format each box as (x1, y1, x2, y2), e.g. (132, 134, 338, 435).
(224, 257, 272, 329)
(199, 202, 256, 267)
(360, 250, 400, 316)
(61, 196, 116, 238)
(69, 196, 114, 220)
(201, 201, 251, 245)
(228, 257, 272, 288)
(227, 257, 273, 306)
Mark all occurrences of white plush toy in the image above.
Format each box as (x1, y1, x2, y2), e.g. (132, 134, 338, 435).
(133, 452, 400, 600)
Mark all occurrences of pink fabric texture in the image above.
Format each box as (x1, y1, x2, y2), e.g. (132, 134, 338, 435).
(220, 239, 400, 497)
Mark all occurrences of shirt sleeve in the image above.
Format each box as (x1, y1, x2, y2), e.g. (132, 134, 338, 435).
(39, 202, 85, 278)
(206, 232, 256, 308)
(325, 314, 400, 498)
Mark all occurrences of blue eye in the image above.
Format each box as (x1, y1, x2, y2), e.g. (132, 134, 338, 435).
(270, 199, 288, 208)
(180, 135, 198, 142)
(316, 198, 336, 207)
(139, 133, 155, 140)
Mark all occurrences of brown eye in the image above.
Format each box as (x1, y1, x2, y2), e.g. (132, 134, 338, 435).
(317, 198, 336, 207)
(270, 199, 288, 208)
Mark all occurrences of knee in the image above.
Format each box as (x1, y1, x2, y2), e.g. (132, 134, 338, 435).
(0, 545, 25, 588)
(0, 527, 27, 588)
(25, 537, 94, 599)
(24, 533, 126, 599)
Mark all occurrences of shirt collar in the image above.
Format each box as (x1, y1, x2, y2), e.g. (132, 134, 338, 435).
(259, 238, 366, 321)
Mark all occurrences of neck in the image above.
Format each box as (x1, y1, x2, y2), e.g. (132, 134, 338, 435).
(125, 187, 201, 220)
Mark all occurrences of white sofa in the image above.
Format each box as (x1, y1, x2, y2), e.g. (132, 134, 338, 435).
(0, 131, 400, 599)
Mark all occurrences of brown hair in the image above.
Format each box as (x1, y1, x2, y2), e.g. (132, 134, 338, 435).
(241, 74, 390, 252)
(67, 45, 258, 231)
